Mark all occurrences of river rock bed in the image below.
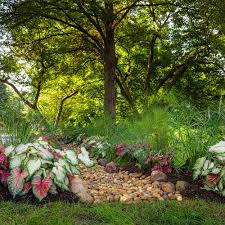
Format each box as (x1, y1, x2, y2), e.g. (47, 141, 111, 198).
(78, 164, 182, 204)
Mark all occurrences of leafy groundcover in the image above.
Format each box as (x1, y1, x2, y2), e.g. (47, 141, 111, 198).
(0, 137, 94, 201)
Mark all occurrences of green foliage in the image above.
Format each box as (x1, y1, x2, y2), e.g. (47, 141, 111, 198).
(193, 141, 225, 196)
(80, 135, 112, 159)
(3, 138, 94, 201)
(0, 100, 33, 145)
(82, 94, 224, 170)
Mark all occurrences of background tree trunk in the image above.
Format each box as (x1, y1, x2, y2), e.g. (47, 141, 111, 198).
(103, 2, 117, 123)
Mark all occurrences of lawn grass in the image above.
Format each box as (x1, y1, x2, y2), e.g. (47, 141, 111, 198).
(1, 200, 225, 225)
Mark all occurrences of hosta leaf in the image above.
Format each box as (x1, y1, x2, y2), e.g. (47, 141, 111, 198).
(65, 150, 78, 165)
(20, 181, 32, 196)
(218, 179, 223, 192)
(8, 167, 28, 198)
(27, 159, 42, 176)
(32, 175, 52, 201)
(78, 147, 95, 167)
(10, 154, 26, 169)
(4, 145, 15, 156)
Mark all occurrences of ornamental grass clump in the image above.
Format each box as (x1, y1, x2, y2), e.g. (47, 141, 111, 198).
(193, 141, 225, 196)
(0, 137, 94, 201)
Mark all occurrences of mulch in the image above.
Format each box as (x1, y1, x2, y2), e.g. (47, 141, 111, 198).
(0, 185, 79, 205)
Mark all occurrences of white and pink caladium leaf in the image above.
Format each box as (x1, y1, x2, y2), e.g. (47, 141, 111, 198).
(33, 143, 54, 160)
(78, 147, 95, 167)
(4, 145, 15, 157)
(65, 150, 78, 166)
(27, 159, 42, 177)
(32, 175, 52, 201)
(0, 170, 10, 186)
(14, 144, 29, 155)
(20, 181, 32, 196)
(9, 154, 26, 169)
(8, 167, 28, 198)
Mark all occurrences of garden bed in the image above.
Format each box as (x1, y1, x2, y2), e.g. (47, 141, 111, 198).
(0, 184, 79, 205)
(122, 164, 225, 203)
(168, 172, 225, 204)
(0, 166, 225, 204)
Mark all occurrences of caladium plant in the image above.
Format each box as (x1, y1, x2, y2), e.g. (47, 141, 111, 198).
(0, 145, 10, 186)
(0, 136, 95, 201)
(193, 141, 225, 196)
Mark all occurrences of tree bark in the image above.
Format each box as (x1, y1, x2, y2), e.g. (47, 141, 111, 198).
(103, 2, 117, 123)
(156, 63, 189, 92)
(54, 90, 78, 128)
(145, 34, 157, 97)
(115, 67, 138, 114)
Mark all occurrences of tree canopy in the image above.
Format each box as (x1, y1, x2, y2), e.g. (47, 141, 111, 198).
(0, 0, 224, 126)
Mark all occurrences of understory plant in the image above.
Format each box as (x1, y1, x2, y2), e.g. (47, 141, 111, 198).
(193, 141, 225, 196)
(115, 144, 150, 167)
(0, 137, 94, 201)
(115, 143, 174, 172)
(79, 135, 112, 159)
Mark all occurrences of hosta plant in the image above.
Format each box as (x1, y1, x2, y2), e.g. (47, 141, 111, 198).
(193, 141, 225, 196)
(1, 136, 95, 201)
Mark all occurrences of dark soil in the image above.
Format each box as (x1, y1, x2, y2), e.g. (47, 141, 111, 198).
(122, 164, 225, 204)
(0, 185, 79, 205)
(168, 171, 225, 204)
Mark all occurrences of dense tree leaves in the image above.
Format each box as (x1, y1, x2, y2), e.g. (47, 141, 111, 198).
(0, 0, 224, 125)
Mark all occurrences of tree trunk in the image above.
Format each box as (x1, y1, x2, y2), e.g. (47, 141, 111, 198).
(103, 2, 117, 123)
(54, 90, 78, 128)
(145, 34, 157, 97)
